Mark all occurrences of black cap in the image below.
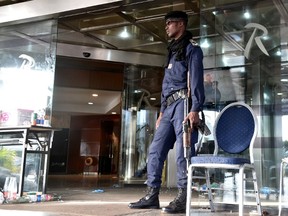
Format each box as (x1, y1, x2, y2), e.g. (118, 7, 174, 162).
(165, 11, 188, 23)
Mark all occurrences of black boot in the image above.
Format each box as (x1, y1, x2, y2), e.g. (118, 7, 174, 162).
(162, 188, 187, 214)
(128, 187, 160, 209)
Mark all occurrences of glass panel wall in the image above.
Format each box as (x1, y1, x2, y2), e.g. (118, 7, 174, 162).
(197, 0, 288, 205)
(0, 20, 57, 127)
(120, 64, 163, 183)
(0, 20, 57, 199)
(118, 0, 288, 209)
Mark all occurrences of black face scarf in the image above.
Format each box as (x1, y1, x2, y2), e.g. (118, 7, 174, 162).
(165, 31, 193, 68)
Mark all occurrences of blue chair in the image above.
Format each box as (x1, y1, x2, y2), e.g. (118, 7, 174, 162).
(186, 102, 262, 216)
(279, 157, 288, 216)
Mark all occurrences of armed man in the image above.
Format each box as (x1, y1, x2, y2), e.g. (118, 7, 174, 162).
(128, 11, 205, 214)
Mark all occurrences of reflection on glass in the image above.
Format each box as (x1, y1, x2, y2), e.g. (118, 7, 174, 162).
(120, 64, 162, 182)
(0, 134, 23, 196)
(0, 19, 56, 197)
(0, 20, 56, 127)
(24, 152, 44, 192)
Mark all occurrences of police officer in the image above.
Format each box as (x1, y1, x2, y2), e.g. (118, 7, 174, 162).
(128, 11, 205, 214)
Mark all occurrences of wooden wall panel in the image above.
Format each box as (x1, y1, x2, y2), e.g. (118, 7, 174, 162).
(67, 114, 120, 174)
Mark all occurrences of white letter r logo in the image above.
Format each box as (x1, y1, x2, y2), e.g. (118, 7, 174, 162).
(244, 23, 269, 59)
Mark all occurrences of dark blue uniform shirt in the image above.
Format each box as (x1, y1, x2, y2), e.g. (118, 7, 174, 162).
(160, 42, 205, 113)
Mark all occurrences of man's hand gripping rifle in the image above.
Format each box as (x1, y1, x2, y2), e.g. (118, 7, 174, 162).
(182, 98, 211, 174)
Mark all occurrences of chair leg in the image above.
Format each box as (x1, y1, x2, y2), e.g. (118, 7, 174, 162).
(205, 169, 215, 212)
(252, 169, 262, 215)
(186, 165, 194, 216)
(233, 173, 237, 202)
(239, 167, 244, 216)
(279, 161, 284, 216)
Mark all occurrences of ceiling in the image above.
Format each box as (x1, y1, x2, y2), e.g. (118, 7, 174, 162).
(0, 0, 30, 7)
(55, 0, 202, 116)
(53, 56, 124, 115)
(1, 0, 288, 115)
(54, 0, 288, 115)
(56, 0, 200, 55)
(52, 87, 122, 115)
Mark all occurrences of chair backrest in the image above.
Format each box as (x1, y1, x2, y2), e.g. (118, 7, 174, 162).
(213, 102, 258, 162)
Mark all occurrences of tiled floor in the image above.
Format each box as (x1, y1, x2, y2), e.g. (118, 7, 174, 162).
(0, 174, 285, 216)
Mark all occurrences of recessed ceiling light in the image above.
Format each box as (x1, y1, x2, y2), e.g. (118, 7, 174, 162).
(119, 27, 130, 38)
(244, 11, 251, 19)
(92, 94, 98, 97)
(200, 39, 210, 48)
(88, 102, 93, 105)
(276, 50, 282, 56)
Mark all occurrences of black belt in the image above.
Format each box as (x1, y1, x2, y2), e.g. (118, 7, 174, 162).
(166, 89, 188, 106)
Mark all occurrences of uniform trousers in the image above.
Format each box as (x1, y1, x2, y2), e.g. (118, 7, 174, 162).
(146, 98, 198, 188)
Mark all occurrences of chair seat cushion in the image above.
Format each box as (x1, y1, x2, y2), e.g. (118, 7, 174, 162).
(191, 156, 250, 165)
